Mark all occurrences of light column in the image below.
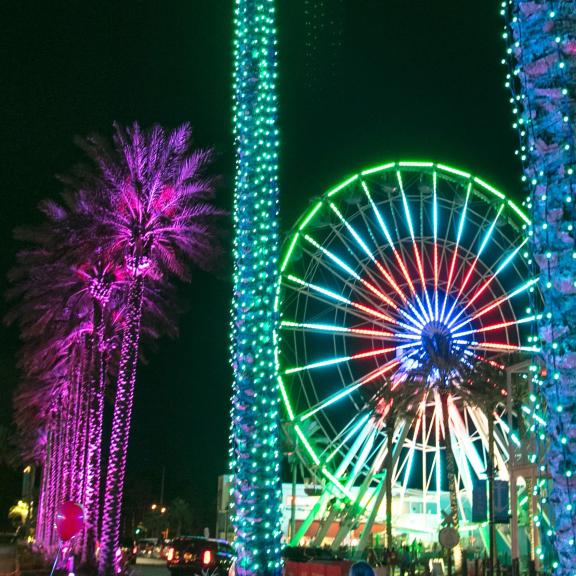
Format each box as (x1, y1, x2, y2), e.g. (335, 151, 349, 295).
(230, 0, 283, 574)
(502, 2, 576, 573)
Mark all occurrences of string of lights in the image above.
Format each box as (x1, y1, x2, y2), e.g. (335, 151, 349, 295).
(230, 0, 283, 574)
(500, 1, 576, 573)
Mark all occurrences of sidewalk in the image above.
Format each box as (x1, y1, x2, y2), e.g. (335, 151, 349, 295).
(0, 544, 17, 576)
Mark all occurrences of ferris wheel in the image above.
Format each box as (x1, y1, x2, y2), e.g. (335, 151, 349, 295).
(276, 161, 538, 548)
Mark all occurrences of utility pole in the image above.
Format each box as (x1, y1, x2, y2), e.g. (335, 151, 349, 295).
(160, 466, 165, 507)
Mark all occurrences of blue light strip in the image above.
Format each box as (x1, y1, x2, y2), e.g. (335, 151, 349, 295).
(362, 181, 430, 323)
(440, 183, 471, 322)
(397, 171, 434, 320)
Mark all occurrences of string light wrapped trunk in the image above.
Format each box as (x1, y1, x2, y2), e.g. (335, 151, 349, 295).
(502, 2, 576, 572)
(230, 0, 283, 573)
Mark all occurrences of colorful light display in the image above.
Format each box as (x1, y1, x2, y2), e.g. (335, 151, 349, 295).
(230, 0, 283, 574)
(276, 162, 536, 547)
(501, 2, 576, 573)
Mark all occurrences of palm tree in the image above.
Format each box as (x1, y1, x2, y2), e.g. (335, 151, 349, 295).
(464, 364, 507, 574)
(230, 0, 283, 573)
(7, 198, 120, 558)
(372, 381, 420, 548)
(504, 3, 576, 571)
(402, 327, 501, 530)
(6, 130, 218, 566)
(168, 498, 192, 537)
(68, 123, 221, 576)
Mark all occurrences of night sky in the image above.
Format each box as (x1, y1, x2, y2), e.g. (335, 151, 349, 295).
(0, 1, 520, 529)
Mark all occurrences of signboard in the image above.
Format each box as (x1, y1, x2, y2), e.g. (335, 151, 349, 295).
(494, 480, 509, 523)
(439, 527, 460, 549)
(472, 482, 487, 522)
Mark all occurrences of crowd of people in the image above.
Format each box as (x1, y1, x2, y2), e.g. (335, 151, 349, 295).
(366, 543, 434, 576)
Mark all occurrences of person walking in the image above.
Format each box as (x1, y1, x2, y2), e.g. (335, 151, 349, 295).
(399, 546, 411, 576)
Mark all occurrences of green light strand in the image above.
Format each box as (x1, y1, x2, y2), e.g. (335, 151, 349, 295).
(230, 0, 283, 573)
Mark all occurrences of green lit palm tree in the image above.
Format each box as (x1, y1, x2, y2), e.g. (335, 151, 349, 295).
(230, 1, 283, 574)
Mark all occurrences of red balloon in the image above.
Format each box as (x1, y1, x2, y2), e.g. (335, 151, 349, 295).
(55, 502, 84, 541)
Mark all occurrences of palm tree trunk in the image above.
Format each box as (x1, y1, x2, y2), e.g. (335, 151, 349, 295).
(72, 354, 88, 506)
(386, 416, 395, 548)
(230, 1, 283, 574)
(488, 411, 496, 573)
(99, 276, 144, 576)
(35, 430, 52, 549)
(440, 393, 458, 529)
(82, 307, 106, 564)
(39, 410, 62, 554)
(52, 407, 66, 551)
(505, 4, 576, 572)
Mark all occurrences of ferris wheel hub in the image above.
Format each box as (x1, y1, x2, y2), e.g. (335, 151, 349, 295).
(421, 321, 456, 364)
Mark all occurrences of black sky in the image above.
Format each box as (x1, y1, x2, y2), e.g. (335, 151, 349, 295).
(0, 0, 520, 528)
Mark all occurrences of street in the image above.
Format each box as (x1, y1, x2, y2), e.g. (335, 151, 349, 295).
(0, 544, 16, 576)
(133, 557, 169, 576)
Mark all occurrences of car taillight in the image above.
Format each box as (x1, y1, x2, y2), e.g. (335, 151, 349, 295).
(201, 549, 213, 566)
(166, 547, 175, 562)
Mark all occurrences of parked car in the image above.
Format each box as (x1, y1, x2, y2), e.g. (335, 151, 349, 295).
(166, 537, 234, 576)
(160, 539, 173, 560)
(136, 538, 161, 558)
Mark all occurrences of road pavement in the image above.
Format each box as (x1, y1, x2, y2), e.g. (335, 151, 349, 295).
(0, 545, 17, 576)
(133, 557, 169, 576)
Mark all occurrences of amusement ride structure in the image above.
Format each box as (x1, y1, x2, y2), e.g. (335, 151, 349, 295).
(276, 162, 539, 550)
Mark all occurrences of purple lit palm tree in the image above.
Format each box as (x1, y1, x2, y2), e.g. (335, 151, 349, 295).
(73, 123, 221, 576)
(8, 196, 122, 557)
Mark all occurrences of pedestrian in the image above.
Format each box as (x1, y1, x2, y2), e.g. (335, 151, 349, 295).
(389, 548, 398, 576)
(350, 561, 376, 576)
(399, 546, 410, 576)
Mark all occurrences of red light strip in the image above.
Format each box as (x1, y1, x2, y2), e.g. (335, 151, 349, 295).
(362, 358, 402, 384)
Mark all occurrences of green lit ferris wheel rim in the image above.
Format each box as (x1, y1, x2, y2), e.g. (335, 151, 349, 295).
(275, 160, 533, 502)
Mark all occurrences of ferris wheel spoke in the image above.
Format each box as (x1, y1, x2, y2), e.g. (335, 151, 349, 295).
(304, 234, 406, 317)
(444, 204, 504, 324)
(344, 428, 379, 488)
(280, 320, 418, 343)
(285, 274, 398, 325)
(462, 341, 540, 353)
(356, 202, 418, 306)
(466, 352, 506, 370)
(449, 400, 487, 479)
(326, 224, 425, 332)
(448, 237, 530, 327)
(397, 171, 434, 320)
(362, 181, 430, 323)
(398, 404, 425, 509)
(335, 419, 378, 482)
(302, 235, 426, 332)
(453, 315, 536, 339)
(450, 277, 539, 332)
(295, 357, 403, 423)
(283, 342, 419, 375)
(440, 182, 472, 322)
(329, 202, 414, 311)
(301, 242, 403, 320)
(325, 412, 372, 464)
(433, 171, 439, 320)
